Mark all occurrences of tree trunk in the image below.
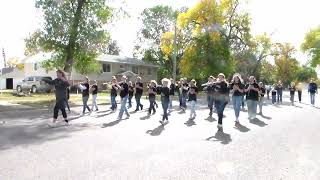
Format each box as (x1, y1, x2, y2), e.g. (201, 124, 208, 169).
(64, 0, 86, 73)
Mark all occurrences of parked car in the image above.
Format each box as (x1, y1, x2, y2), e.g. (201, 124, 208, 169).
(16, 76, 54, 93)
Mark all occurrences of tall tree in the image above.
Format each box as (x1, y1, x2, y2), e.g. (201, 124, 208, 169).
(273, 43, 300, 85)
(301, 26, 320, 67)
(106, 40, 121, 55)
(134, 5, 178, 79)
(25, 0, 113, 74)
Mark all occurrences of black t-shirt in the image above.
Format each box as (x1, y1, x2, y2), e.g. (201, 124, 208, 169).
(160, 86, 170, 99)
(188, 86, 198, 101)
(92, 85, 98, 95)
(206, 83, 215, 95)
(128, 85, 134, 96)
(246, 83, 259, 101)
(111, 84, 117, 96)
(119, 82, 129, 98)
(271, 90, 277, 96)
(230, 82, 244, 96)
(81, 83, 90, 97)
(135, 82, 143, 95)
(215, 81, 229, 94)
(148, 87, 157, 98)
(260, 87, 266, 97)
(182, 83, 189, 94)
(169, 84, 175, 95)
(289, 86, 296, 95)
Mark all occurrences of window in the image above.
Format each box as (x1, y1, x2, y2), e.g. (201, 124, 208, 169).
(119, 64, 125, 70)
(102, 64, 111, 73)
(33, 63, 38, 71)
(27, 77, 34, 81)
(147, 68, 152, 75)
(132, 66, 139, 74)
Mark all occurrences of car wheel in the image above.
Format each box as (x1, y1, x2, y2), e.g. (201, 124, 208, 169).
(17, 86, 22, 93)
(31, 86, 37, 93)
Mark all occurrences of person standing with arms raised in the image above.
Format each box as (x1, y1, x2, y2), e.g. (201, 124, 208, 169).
(134, 76, 144, 112)
(116, 76, 130, 120)
(43, 70, 70, 126)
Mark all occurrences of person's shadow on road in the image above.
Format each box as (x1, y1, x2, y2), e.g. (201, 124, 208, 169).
(146, 125, 164, 136)
(184, 119, 196, 127)
(205, 116, 216, 122)
(259, 114, 272, 120)
(234, 123, 250, 133)
(101, 119, 121, 128)
(249, 118, 268, 127)
(206, 131, 232, 145)
(140, 115, 151, 120)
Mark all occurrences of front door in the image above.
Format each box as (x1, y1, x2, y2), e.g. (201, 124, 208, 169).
(6, 78, 13, 89)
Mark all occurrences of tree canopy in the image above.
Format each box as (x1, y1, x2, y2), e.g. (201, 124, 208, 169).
(301, 26, 320, 67)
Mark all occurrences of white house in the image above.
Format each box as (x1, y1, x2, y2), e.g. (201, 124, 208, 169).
(0, 53, 159, 90)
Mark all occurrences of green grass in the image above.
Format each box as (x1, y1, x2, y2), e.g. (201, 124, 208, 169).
(0, 92, 110, 108)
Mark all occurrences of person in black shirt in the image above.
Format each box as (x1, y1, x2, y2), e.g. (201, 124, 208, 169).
(147, 80, 157, 115)
(43, 70, 70, 126)
(169, 78, 176, 111)
(288, 82, 296, 106)
(308, 79, 318, 106)
(128, 81, 134, 108)
(79, 76, 91, 115)
(178, 78, 184, 109)
(202, 76, 216, 116)
(188, 79, 198, 120)
(181, 78, 189, 112)
(258, 82, 266, 115)
(271, 85, 277, 104)
(90, 80, 99, 111)
(107, 76, 119, 111)
(65, 86, 70, 112)
(276, 81, 283, 103)
(116, 76, 130, 120)
(134, 76, 144, 111)
(245, 76, 260, 120)
(214, 73, 229, 132)
(159, 78, 171, 125)
(230, 74, 245, 123)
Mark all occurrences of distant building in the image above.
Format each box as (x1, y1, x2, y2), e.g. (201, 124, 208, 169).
(0, 53, 158, 90)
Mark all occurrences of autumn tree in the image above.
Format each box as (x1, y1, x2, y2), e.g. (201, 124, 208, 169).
(301, 26, 320, 67)
(25, 0, 114, 74)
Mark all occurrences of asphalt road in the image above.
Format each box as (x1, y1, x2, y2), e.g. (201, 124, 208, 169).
(0, 91, 320, 180)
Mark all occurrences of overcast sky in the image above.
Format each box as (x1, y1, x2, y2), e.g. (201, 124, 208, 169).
(0, 0, 319, 68)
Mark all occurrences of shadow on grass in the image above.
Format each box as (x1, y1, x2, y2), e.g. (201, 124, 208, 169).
(146, 125, 164, 136)
(206, 131, 232, 145)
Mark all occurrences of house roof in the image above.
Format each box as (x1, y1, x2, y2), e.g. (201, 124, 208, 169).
(21, 53, 159, 68)
(96, 54, 159, 68)
(0, 67, 14, 75)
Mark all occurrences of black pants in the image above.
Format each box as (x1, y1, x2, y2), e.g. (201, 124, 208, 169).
(148, 97, 156, 114)
(54, 100, 67, 119)
(215, 100, 228, 125)
(298, 91, 302, 102)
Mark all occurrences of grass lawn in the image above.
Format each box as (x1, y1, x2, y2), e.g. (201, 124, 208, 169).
(0, 92, 110, 108)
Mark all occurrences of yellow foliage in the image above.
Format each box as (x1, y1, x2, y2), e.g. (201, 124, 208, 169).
(16, 64, 25, 70)
(160, 31, 174, 59)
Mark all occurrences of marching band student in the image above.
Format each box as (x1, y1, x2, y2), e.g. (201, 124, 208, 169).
(230, 74, 245, 123)
(116, 76, 130, 120)
(91, 80, 99, 112)
(43, 70, 70, 126)
(289, 82, 296, 106)
(178, 78, 184, 109)
(271, 85, 277, 104)
(188, 79, 198, 120)
(147, 80, 158, 115)
(159, 78, 171, 125)
(128, 81, 134, 109)
(296, 82, 303, 103)
(214, 73, 229, 132)
(169, 78, 176, 112)
(109, 76, 118, 112)
(202, 76, 216, 117)
(181, 78, 189, 112)
(79, 76, 91, 115)
(258, 82, 266, 115)
(134, 76, 144, 112)
(245, 76, 260, 120)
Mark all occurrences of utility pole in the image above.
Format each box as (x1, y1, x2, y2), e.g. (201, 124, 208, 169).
(172, 22, 177, 82)
(2, 48, 6, 68)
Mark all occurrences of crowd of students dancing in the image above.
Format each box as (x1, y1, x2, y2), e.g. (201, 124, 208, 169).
(44, 70, 318, 131)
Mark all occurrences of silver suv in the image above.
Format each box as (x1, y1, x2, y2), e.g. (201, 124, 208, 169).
(16, 76, 54, 93)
